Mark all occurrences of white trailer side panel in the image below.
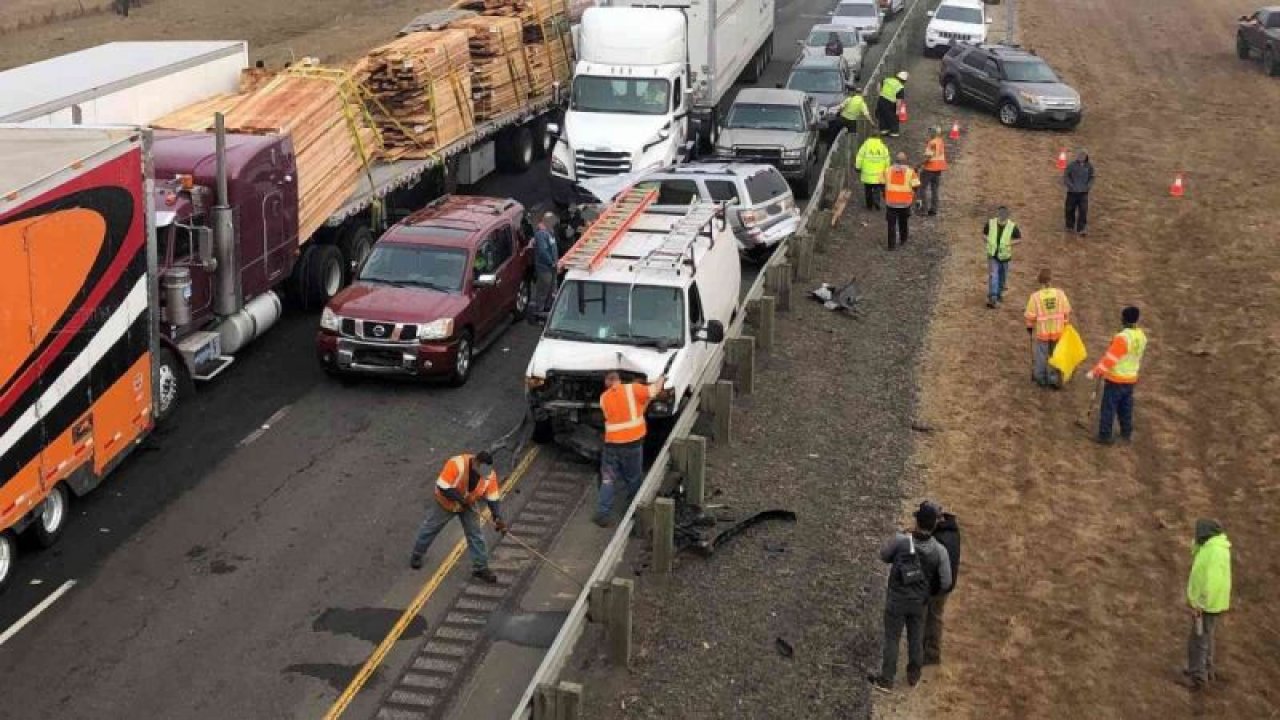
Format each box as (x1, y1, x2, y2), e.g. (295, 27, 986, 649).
(0, 42, 248, 127)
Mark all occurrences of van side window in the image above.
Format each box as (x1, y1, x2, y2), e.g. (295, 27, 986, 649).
(706, 180, 740, 204)
(673, 78, 683, 110)
(688, 283, 705, 331)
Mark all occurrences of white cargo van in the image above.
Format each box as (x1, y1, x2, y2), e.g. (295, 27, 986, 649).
(525, 189, 739, 444)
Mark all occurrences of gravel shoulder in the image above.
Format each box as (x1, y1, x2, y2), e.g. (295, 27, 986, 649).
(565, 51, 960, 720)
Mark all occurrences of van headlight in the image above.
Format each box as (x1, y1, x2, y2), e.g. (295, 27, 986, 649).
(419, 318, 454, 341)
(320, 307, 339, 331)
(551, 156, 568, 175)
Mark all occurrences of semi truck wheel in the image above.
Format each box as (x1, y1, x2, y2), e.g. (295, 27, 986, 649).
(291, 244, 345, 311)
(155, 347, 192, 424)
(0, 532, 14, 594)
(531, 117, 552, 159)
(338, 225, 374, 284)
(498, 126, 535, 173)
(28, 484, 69, 549)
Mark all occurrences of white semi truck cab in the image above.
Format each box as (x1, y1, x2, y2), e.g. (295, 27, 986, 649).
(550, 0, 775, 205)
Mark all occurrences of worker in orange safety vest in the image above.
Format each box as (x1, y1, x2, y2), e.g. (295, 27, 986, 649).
(920, 126, 948, 216)
(1086, 306, 1147, 444)
(593, 370, 666, 527)
(881, 152, 920, 251)
(1024, 268, 1072, 388)
(410, 451, 507, 583)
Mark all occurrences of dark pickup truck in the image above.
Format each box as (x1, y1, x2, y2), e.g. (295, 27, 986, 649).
(1237, 7, 1280, 75)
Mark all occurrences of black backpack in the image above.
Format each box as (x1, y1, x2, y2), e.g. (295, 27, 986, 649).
(893, 536, 931, 604)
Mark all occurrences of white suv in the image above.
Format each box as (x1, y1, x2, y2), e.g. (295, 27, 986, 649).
(924, 0, 990, 56)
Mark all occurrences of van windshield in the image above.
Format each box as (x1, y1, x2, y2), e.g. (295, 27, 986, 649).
(545, 280, 685, 348)
(572, 77, 671, 115)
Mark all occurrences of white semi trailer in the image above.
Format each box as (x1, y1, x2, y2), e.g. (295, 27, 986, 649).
(548, 0, 774, 204)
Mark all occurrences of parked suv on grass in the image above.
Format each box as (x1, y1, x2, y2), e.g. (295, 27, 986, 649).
(579, 163, 801, 260)
(939, 43, 1082, 128)
(316, 196, 533, 386)
(714, 88, 824, 198)
(1236, 7, 1280, 75)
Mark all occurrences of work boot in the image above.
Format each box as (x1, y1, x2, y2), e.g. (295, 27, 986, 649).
(907, 667, 922, 687)
(591, 513, 612, 528)
(410, 555, 423, 570)
(472, 567, 499, 584)
(866, 673, 893, 693)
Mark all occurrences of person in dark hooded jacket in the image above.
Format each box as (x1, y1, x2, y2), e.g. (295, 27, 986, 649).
(825, 32, 844, 57)
(1063, 150, 1094, 235)
(918, 500, 960, 665)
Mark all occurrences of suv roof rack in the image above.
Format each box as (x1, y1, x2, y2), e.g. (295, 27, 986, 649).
(632, 202, 719, 275)
(559, 187, 657, 272)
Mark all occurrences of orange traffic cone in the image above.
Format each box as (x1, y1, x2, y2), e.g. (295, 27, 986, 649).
(949, 120, 960, 140)
(1170, 172, 1185, 197)
(897, 100, 908, 124)
(1055, 149, 1068, 171)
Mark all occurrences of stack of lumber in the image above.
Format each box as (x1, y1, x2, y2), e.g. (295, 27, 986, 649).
(451, 0, 573, 96)
(523, 29, 571, 95)
(239, 66, 276, 93)
(450, 15, 532, 121)
(151, 94, 246, 131)
(354, 30, 475, 160)
(219, 73, 379, 241)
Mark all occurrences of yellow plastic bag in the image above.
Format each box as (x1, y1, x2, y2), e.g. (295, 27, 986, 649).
(1050, 324, 1088, 382)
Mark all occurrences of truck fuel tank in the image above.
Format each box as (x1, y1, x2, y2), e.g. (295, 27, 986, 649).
(161, 267, 193, 327)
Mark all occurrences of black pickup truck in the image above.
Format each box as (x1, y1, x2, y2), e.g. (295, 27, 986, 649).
(1237, 7, 1280, 75)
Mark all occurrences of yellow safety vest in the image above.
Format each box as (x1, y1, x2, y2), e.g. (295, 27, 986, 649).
(856, 139, 891, 184)
(880, 77, 904, 102)
(839, 94, 869, 121)
(1111, 328, 1147, 381)
(986, 219, 1016, 261)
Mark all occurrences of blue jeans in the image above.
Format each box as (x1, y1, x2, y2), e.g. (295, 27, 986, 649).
(597, 442, 644, 516)
(411, 500, 489, 571)
(1098, 381, 1135, 441)
(987, 258, 1009, 301)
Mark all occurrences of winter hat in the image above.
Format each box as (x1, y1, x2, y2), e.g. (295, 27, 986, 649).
(919, 500, 944, 516)
(1122, 306, 1140, 325)
(914, 504, 939, 531)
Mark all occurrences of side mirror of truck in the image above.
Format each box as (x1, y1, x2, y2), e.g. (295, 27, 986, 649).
(926, 9, 934, 16)
(695, 320, 725, 344)
(475, 273, 498, 288)
(546, 122, 560, 137)
(194, 226, 217, 271)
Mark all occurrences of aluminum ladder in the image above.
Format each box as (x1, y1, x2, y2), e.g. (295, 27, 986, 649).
(557, 187, 657, 272)
(633, 203, 719, 273)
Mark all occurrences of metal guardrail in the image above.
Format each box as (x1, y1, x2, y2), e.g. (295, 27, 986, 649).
(509, 0, 935, 714)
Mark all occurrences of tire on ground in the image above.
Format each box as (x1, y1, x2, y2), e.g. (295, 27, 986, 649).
(337, 225, 374, 284)
(155, 346, 193, 425)
(497, 125, 535, 173)
(0, 531, 16, 595)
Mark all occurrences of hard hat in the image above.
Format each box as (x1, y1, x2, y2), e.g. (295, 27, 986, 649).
(897, 71, 910, 81)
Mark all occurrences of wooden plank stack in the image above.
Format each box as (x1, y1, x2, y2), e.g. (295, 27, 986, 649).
(151, 94, 246, 131)
(450, 15, 532, 121)
(218, 73, 379, 242)
(450, 0, 573, 98)
(354, 30, 476, 160)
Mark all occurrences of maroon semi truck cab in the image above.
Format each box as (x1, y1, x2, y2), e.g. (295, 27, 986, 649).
(152, 130, 300, 380)
(316, 196, 534, 386)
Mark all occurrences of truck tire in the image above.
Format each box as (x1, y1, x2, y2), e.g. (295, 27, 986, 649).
(155, 346, 192, 425)
(291, 244, 345, 311)
(531, 117, 552, 159)
(338, 225, 374, 284)
(1237, 34, 1251, 60)
(744, 46, 762, 82)
(497, 126, 535, 173)
(513, 276, 532, 320)
(0, 531, 15, 595)
(27, 484, 69, 549)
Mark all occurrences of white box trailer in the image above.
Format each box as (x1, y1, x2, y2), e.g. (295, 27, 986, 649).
(0, 41, 248, 127)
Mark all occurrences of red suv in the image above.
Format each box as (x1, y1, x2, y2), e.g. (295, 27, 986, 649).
(316, 196, 533, 385)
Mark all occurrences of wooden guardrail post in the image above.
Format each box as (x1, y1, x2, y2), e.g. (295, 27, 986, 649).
(588, 580, 609, 623)
(724, 336, 755, 395)
(653, 497, 674, 574)
(670, 434, 708, 506)
(634, 499, 654, 539)
(699, 380, 733, 443)
(771, 262, 793, 311)
(746, 295, 776, 351)
(812, 209, 832, 254)
(607, 577, 633, 666)
(534, 681, 583, 720)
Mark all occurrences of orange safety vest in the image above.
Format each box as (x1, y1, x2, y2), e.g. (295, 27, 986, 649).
(600, 382, 652, 444)
(434, 454, 500, 512)
(923, 137, 948, 172)
(883, 166, 918, 208)
(1024, 287, 1071, 340)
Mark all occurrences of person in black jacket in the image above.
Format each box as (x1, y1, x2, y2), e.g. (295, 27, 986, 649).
(868, 504, 952, 691)
(1063, 150, 1095, 235)
(919, 500, 960, 665)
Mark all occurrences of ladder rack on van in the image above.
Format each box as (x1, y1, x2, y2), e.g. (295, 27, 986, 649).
(633, 202, 719, 274)
(558, 186, 657, 272)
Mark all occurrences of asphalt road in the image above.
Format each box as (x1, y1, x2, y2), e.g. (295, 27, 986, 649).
(0, 0, 901, 716)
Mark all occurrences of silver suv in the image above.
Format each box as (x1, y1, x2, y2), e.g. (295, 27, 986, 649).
(939, 43, 1082, 129)
(579, 163, 800, 260)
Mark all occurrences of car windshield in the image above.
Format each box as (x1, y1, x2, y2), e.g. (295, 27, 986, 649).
(835, 3, 876, 17)
(787, 68, 845, 93)
(1002, 60, 1059, 83)
(806, 29, 859, 46)
(571, 76, 671, 115)
(725, 102, 805, 131)
(357, 243, 469, 292)
(935, 5, 983, 23)
(545, 280, 685, 347)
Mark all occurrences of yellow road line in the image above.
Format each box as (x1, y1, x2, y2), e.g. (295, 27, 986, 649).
(324, 446, 541, 720)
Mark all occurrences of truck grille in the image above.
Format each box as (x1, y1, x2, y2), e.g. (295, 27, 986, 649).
(352, 348, 405, 368)
(575, 150, 632, 178)
(544, 370, 646, 403)
(339, 317, 419, 342)
(938, 31, 973, 41)
(733, 147, 784, 165)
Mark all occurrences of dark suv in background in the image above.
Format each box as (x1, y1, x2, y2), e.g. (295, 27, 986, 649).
(939, 43, 1083, 129)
